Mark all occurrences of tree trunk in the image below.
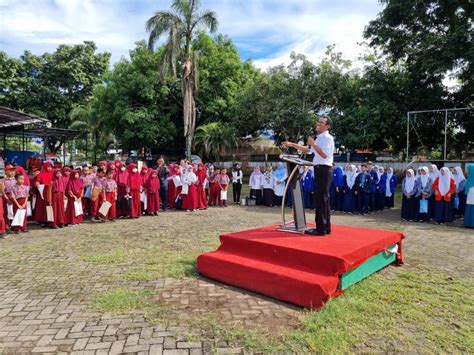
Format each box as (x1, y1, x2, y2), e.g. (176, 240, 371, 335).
(182, 59, 196, 160)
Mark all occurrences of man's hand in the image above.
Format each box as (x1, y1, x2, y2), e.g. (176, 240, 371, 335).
(282, 141, 292, 147)
(307, 136, 315, 147)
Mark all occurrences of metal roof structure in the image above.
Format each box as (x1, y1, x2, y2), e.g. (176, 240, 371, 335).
(0, 106, 50, 128)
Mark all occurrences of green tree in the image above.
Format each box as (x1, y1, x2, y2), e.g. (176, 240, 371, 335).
(146, 0, 218, 159)
(193, 122, 238, 162)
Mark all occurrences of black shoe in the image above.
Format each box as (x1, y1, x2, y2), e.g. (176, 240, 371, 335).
(326, 229, 331, 235)
(305, 228, 326, 236)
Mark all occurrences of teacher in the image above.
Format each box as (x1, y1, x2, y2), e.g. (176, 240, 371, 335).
(283, 115, 335, 236)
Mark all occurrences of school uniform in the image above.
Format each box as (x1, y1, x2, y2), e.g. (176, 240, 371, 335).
(249, 168, 263, 205)
(11, 184, 29, 232)
(433, 168, 456, 224)
(104, 178, 118, 220)
(195, 165, 208, 209)
(356, 171, 372, 214)
(302, 168, 315, 209)
(218, 173, 230, 207)
(342, 168, 357, 213)
(90, 175, 106, 219)
(453, 167, 466, 218)
(463, 164, 474, 228)
(384, 171, 397, 208)
(262, 171, 275, 206)
(66, 173, 84, 225)
(127, 164, 142, 218)
(330, 166, 344, 211)
(181, 170, 198, 210)
(167, 165, 181, 209)
(428, 165, 440, 220)
(374, 172, 386, 211)
(81, 173, 93, 216)
(49, 173, 66, 228)
(4, 176, 16, 226)
(273, 164, 287, 207)
(208, 172, 220, 206)
(232, 168, 243, 204)
(146, 174, 161, 214)
(401, 172, 418, 221)
(34, 163, 54, 225)
(114, 165, 129, 217)
(414, 172, 432, 222)
(368, 168, 378, 212)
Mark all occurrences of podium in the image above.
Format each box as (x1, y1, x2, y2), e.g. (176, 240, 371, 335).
(278, 154, 316, 234)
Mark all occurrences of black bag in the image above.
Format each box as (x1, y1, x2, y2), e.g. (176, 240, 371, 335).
(124, 197, 131, 212)
(175, 195, 182, 210)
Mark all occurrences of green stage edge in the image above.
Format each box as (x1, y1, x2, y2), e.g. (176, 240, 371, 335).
(340, 244, 397, 290)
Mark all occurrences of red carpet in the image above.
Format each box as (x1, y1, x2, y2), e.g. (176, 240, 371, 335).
(197, 224, 404, 309)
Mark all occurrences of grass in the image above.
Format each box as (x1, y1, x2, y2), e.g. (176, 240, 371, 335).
(83, 250, 127, 264)
(95, 289, 150, 314)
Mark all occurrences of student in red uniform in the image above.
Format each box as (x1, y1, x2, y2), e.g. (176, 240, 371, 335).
(107, 162, 117, 179)
(218, 168, 230, 207)
(146, 169, 160, 215)
(48, 169, 66, 229)
(209, 167, 220, 206)
(0, 179, 6, 237)
(140, 165, 149, 214)
(34, 162, 54, 227)
(181, 164, 198, 212)
(3, 164, 16, 227)
(115, 162, 129, 217)
(196, 163, 208, 210)
(90, 169, 106, 222)
(66, 170, 84, 225)
(167, 164, 181, 209)
(104, 169, 117, 221)
(127, 163, 142, 218)
(10, 173, 29, 233)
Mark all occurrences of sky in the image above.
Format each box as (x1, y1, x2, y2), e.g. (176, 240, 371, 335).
(0, 0, 383, 70)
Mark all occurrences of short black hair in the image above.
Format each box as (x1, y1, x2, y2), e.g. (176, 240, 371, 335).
(97, 168, 105, 174)
(361, 163, 367, 168)
(106, 169, 114, 175)
(15, 173, 23, 180)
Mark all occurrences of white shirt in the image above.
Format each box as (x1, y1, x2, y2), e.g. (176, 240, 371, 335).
(309, 130, 334, 166)
(232, 170, 243, 183)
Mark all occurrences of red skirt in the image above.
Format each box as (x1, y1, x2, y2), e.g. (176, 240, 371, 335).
(147, 192, 160, 213)
(51, 192, 66, 226)
(34, 186, 50, 224)
(197, 184, 207, 209)
(12, 197, 27, 231)
(182, 184, 198, 210)
(105, 191, 117, 219)
(0, 198, 5, 233)
(130, 189, 141, 218)
(168, 180, 178, 208)
(66, 195, 83, 225)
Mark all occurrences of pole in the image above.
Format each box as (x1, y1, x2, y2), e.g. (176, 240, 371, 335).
(444, 110, 448, 161)
(22, 127, 25, 168)
(63, 140, 66, 166)
(406, 112, 410, 162)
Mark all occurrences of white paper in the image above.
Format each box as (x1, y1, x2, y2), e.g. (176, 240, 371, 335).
(140, 191, 147, 210)
(46, 206, 54, 222)
(137, 160, 143, 173)
(11, 208, 26, 227)
(172, 175, 182, 187)
(7, 203, 14, 220)
(220, 190, 228, 200)
(98, 201, 112, 216)
(27, 201, 32, 217)
(74, 200, 83, 217)
(64, 198, 68, 211)
(181, 183, 189, 195)
(32, 195, 37, 209)
(38, 184, 45, 199)
(467, 187, 474, 205)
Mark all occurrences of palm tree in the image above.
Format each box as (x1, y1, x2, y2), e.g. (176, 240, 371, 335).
(69, 105, 114, 162)
(146, 0, 218, 159)
(194, 122, 238, 163)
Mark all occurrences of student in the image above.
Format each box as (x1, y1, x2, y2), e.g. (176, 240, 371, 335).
(302, 167, 315, 209)
(196, 163, 208, 210)
(366, 161, 378, 212)
(262, 166, 274, 207)
(80, 166, 93, 217)
(428, 164, 440, 219)
(355, 163, 372, 215)
(157, 158, 169, 210)
(140, 165, 149, 214)
(10, 173, 29, 233)
(273, 163, 287, 207)
(330, 165, 344, 211)
(3, 164, 16, 227)
(167, 164, 182, 209)
(181, 164, 198, 211)
(374, 166, 386, 211)
(115, 162, 129, 218)
(342, 164, 357, 213)
(145, 169, 160, 215)
(62, 167, 72, 220)
(0, 178, 6, 237)
(98, 160, 107, 172)
(218, 168, 230, 207)
(463, 164, 474, 228)
(208, 167, 220, 207)
(452, 166, 466, 218)
(90, 168, 106, 222)
(401, 169, 417, 221)
(48, 169, 66, 229)
(107, 162, 117, 179)
(104, 169, 118, 221)
(384, 167, 397, 208)
(66, 170, 84, 225)
(127, 163, 142, 218)
(249, 166, 263, 205)
(433, 167, 456, 224)
(232, 163, 243, 204)
(414, 166, 432, 222)
(34, 162, 54, 227)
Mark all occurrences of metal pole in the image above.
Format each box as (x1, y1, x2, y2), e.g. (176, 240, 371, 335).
(406, 112, 410, 162)
(443, 110, 448, 161)
(22, 127, 25, 168)
(63, 140, 66, 166)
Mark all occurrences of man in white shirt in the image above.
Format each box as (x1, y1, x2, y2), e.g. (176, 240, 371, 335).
(283, 116, 335, 235)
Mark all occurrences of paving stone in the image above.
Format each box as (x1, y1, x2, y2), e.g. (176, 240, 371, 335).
(177, 342, 202, 349)
(72, 337, 89, 351)
(85, 341, 112, 350)
(110, 339, 126, 353)
(123, 344, 151, 353)
(163, 350, 189, 355)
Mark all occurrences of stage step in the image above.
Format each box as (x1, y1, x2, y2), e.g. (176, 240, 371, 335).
(197, 251, 340, 309)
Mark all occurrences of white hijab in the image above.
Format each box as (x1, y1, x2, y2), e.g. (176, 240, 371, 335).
(385, 167, 393, 197)
(346, 165, 357, 189)
(377, 167, 384, 181)
(404, 169, 415, 193)
(429, 164, 439, 181)
(453, 166, 466, 187)
(420, 166, 430, 188)
(438, 167, 452, 196)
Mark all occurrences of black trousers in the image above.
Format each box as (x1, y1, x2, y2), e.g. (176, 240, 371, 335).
(314, 165, 333, 232)
(233, 182, 242, 203)
(159, 183, 168, 210)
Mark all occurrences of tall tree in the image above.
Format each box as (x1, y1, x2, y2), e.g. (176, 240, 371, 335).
(146, 0, 218, 159)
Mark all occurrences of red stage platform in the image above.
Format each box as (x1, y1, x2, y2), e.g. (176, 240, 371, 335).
(197, 224, 404, 309)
